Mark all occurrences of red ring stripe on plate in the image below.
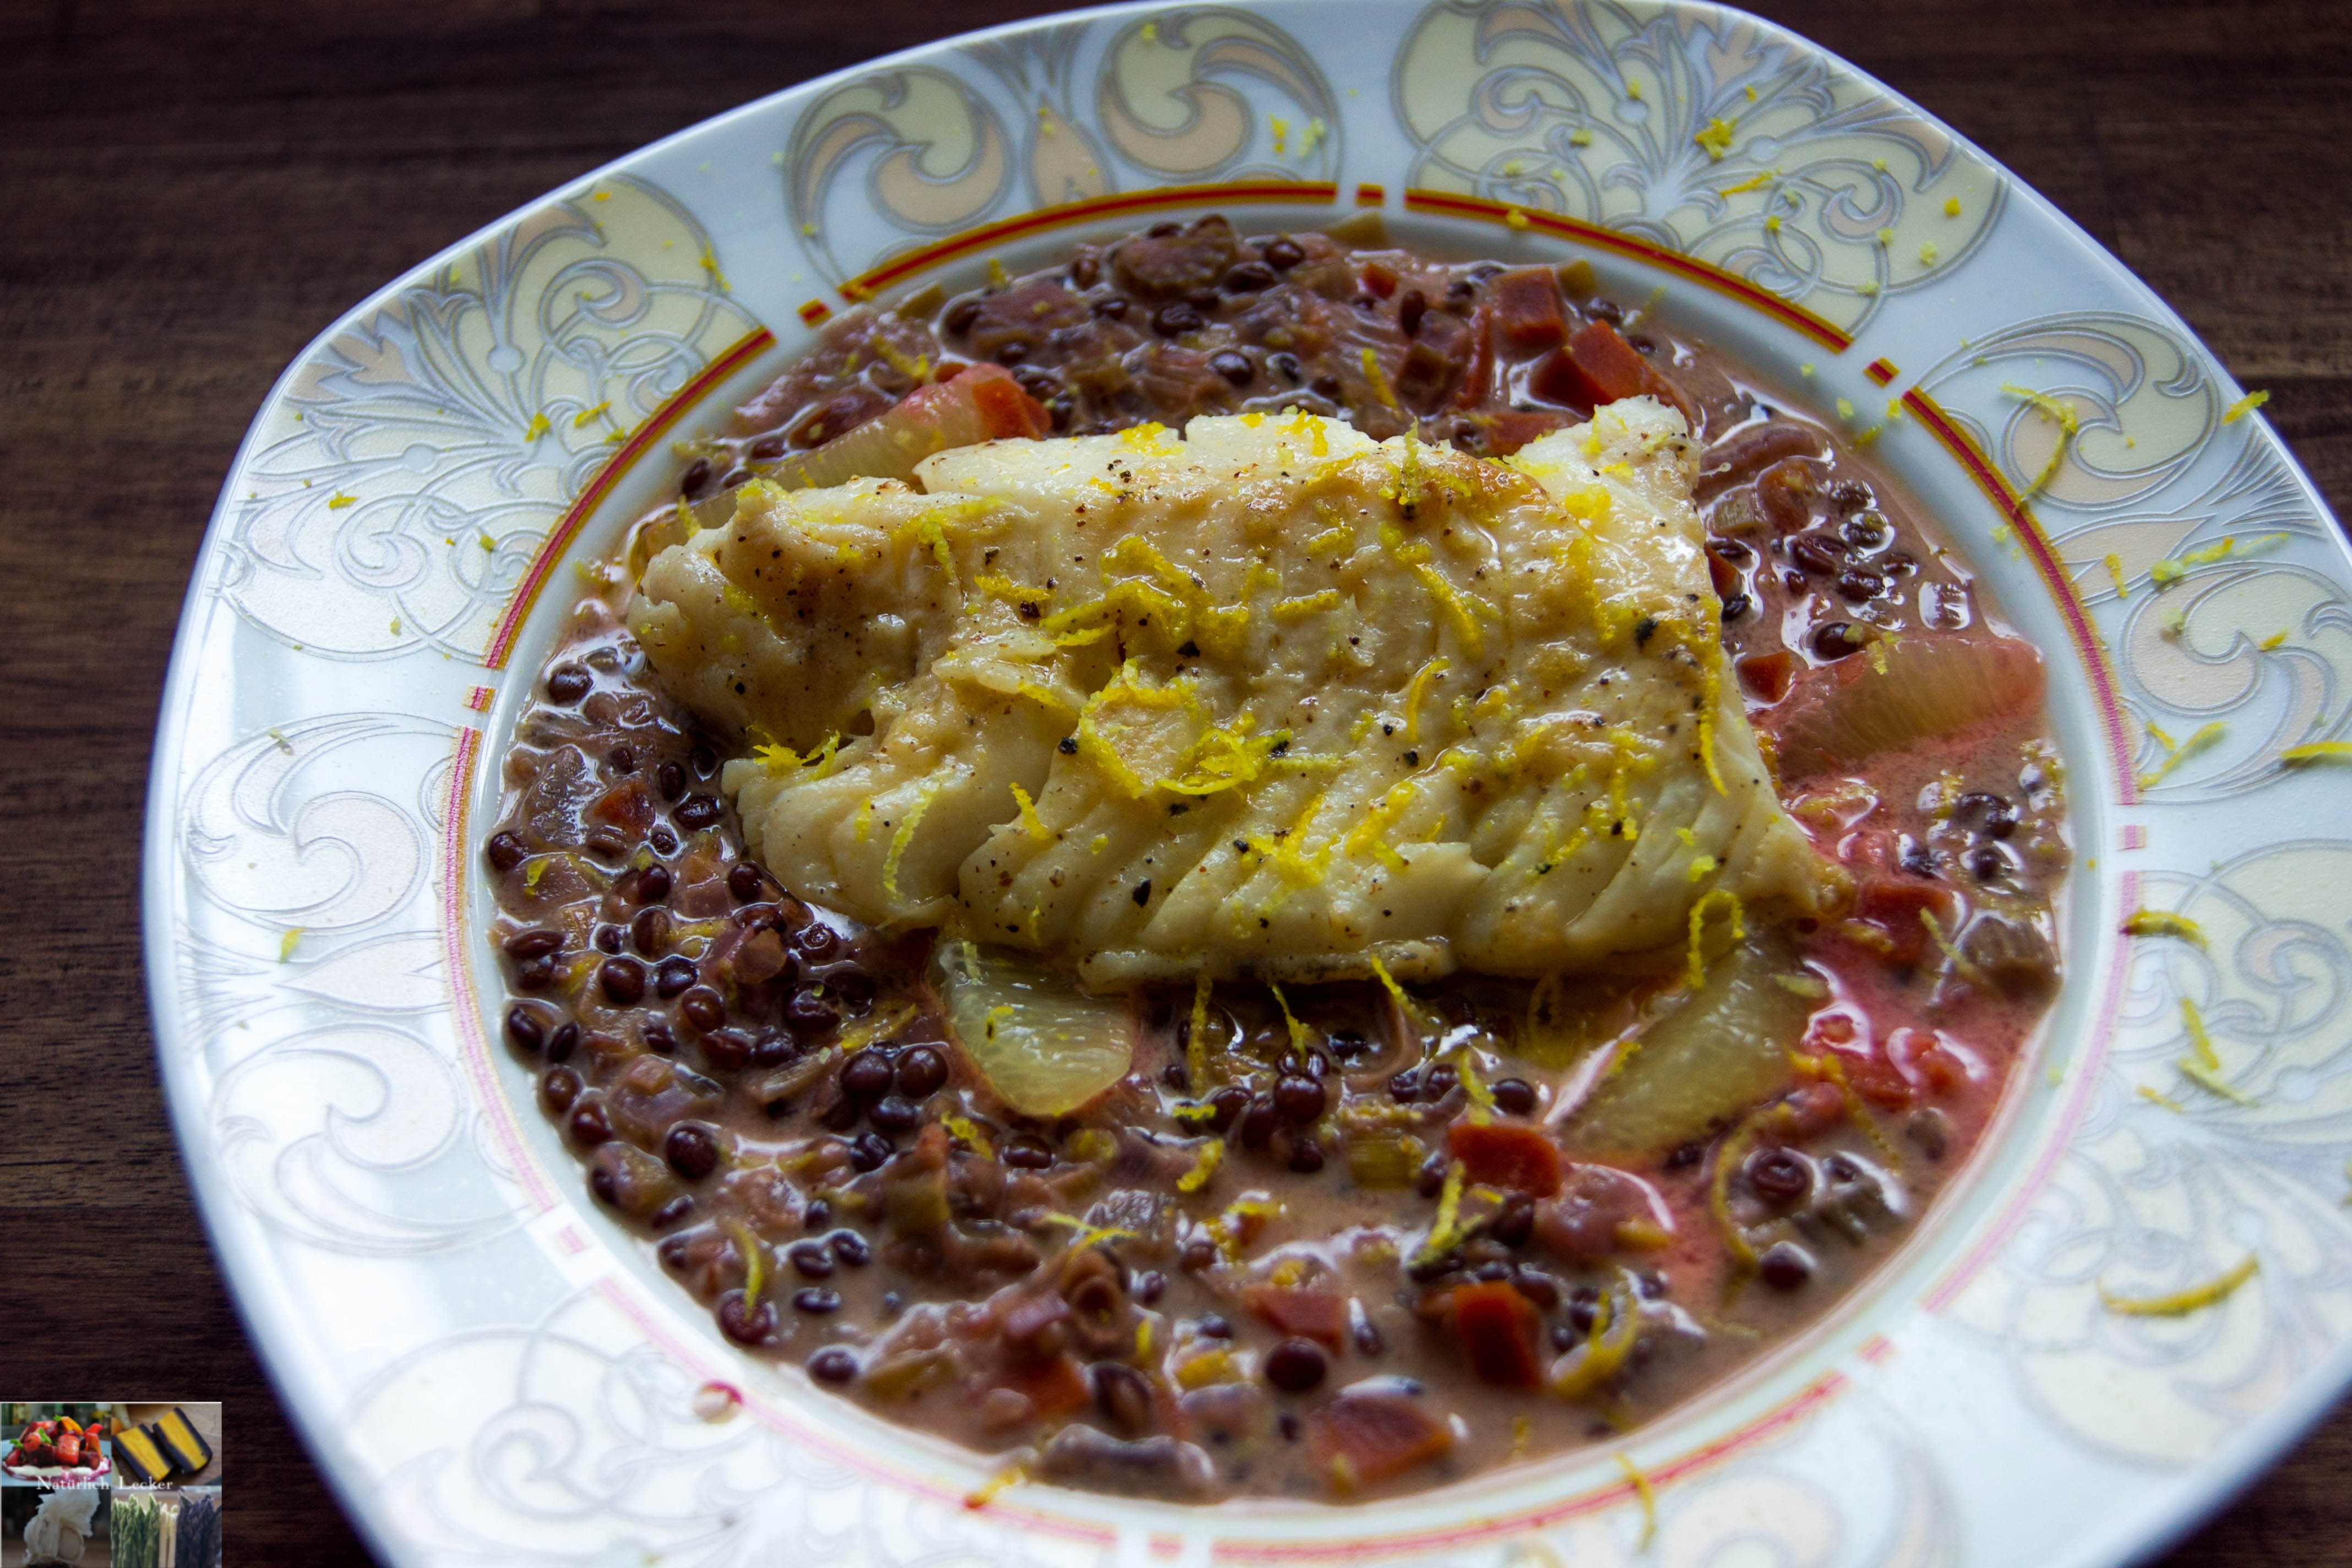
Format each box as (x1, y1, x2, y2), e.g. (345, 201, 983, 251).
(839, 182, 1341, 302)
(483, 324, 775, 670)
(1402, 190, 1852, 353)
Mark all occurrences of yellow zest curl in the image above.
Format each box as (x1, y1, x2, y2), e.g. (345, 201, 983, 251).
(2099, 1255, 2258, 1316)
(1616, 1452, 1658, 1548)
(1685, 889, 1745, 988)
(1177, 1139, 1224, 1193)
(2001, 383, 2078, 496)
(2122, 910, 2207, 947)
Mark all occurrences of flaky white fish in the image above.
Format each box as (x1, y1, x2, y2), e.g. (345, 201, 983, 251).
(630, 399, 1835, 988)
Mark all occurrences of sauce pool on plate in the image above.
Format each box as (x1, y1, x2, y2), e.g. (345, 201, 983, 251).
(481, 215, 2066, 1501)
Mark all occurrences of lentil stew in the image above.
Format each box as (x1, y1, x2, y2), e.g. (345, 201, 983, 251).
(483, 215, 2066, 1501)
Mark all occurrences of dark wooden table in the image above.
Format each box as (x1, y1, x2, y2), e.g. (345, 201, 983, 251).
(3, 1, 2346, 1561)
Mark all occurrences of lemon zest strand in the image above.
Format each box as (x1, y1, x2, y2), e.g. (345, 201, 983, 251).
(1615, 1452, 1658, 1549)
(2180, 996, 2220, 1070)
(1415, 1161, 1468, 1264)
(723, 1217, 765, 1314)
(1696, 649, 1729, 796)
(965, 1460, 1029, 1509)
(1551, 1271, 1641, 1396)
(1402, 656, 1451, 745)
(1343, 780, 1418, 872)
(1920, 907, 1988, 987)
(943, 1115, 994, 1157)
(1685, 889, 1745, 988)
(1009, 782, 1051, 843)
(2122, 910, 2207, 947)
(1188, 973, 1213, 1088)
(2139, 720, 2226, 788)
(2001, 383, 2078, 496)
(1367, 952, 1429, 1040)
(881, 780, 943, 901)
(2099, 1255, 2258, 1316)
(1042, 1212, 1139, 1249)
(2181, 1059, 2257, 1104)
(1706, 1113, 1766, 1269)
(1177, 1138, 1224, 1193)
(1267, 981, 1312, 1053)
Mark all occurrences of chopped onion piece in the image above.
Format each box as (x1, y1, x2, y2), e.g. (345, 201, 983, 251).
(1562, 934, 1810, 1157)
(692, 363, 1049, 529)
(1770, 632, 2042, 777)
(934, 942, 1134, 1116)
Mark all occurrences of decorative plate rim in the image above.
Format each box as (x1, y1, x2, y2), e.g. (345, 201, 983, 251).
(141, 2, 2352, 1564)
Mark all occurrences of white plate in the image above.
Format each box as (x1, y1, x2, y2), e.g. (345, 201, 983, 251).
(144, 2, 2352, 1563)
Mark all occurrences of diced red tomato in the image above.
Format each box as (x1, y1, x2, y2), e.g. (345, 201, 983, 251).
(1755, 456, 1817, 533)
(1769, 632, 2046, 781)
(1782, 1081, 1848, 1137)
(955, 362, 1054, 439)
(590, 783, 655, 835)
(1839, 1050, 1914, 1109)
(730, 928, 789, 986)
(1449, 1281, 1544, 1387)
(1308, 1386, 1455, 1484)
(1530, 320, 1700, 428)
(1917, 1041, 1972, 1094)
(1695, 420, 1827, 501)
(1447, 1120, 1564, 1196)
(1003, 1351, 1091, 1418)
(1471, 409, 1569, 455)
(1359, 261, 1400, 298)
(1490, 268, 1568, 350)
(1887, 1027, 1975, 1096)
(1830, 825, 1899, 876)
(1705, 542, 1744, 599)
(1000, 1291, 1070, 1345)
(1850, 876, 1959, 966)
(1737, 651, 1796, 704)
(1449, 306, 1495, 409)
(1533, 1163, 1671, 1259)
(1802, 1006, 1864, 1052)
(1537, 320, 1652, 403)
(1242, 1284, 1348, 1349)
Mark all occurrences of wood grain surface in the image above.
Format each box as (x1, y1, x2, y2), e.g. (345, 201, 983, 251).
(1, 1, 2345, 1562)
